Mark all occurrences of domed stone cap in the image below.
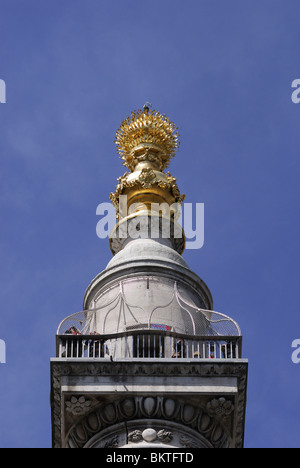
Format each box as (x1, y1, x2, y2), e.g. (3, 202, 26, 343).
(106, 237, 189, 270)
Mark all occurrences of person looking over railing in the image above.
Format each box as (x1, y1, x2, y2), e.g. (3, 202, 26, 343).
(88, 332, 109, 358)
(172, 338, 186, 358)
(64, 327, 82, 357)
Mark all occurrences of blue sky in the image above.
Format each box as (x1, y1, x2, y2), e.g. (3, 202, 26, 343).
(0, 0, 299, 448)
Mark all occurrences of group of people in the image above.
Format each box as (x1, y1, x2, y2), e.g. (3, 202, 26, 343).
(172, 339, 237, 359)
(62, 328, 236, 360)
(63, 327, 108, 358)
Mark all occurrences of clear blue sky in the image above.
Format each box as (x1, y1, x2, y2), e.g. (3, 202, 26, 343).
(0, 0, 299, 448)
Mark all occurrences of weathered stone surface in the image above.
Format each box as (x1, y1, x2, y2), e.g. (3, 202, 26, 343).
(51, 359, 248, 448)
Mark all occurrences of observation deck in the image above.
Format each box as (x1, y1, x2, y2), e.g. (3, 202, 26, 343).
(56, 329, 242, 361)
(56, 276, 242, 361)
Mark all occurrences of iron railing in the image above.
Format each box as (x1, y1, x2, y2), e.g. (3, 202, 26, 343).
(56, 330, 242, 360)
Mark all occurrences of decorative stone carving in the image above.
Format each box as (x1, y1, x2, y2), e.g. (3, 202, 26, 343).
(180, 436, 199, 449)
(128, 430, 143, 443)
(128, 428, 173, 444)
(157, 430, 173, 443)
(65, 396, 230, 449)
(142, 428, 157, 442)
(65, 396, 91, 416)
(103, 436, 119, 448)
(51, 360, 248, 448)
(206, 398, 234, 420)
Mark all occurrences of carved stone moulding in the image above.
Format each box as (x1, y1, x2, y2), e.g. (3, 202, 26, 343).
(65, 396, 231, 449)
(51, 360, 248, 448)
(84, 420, 212, 449)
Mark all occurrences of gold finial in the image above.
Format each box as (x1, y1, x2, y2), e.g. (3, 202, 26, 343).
(110, 106, 185, 223)
(109, 106, 186, 255)
(114, 106, 180, 172)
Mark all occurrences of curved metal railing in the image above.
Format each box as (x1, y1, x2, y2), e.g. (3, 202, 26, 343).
(56, 329, 242, 360)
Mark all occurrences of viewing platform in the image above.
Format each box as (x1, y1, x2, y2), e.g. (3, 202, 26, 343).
(56, 330, 242, 360)
(56, 308, 243, 361)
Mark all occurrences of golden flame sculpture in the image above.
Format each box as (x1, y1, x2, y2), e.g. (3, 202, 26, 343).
(115, 108, 180, 172)
(109, 106, 186, 256)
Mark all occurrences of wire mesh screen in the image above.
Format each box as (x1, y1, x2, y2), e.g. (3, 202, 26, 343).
(57, 276, 241, 337)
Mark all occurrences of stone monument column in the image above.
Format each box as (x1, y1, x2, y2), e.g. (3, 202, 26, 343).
(51, 106, 248, 449)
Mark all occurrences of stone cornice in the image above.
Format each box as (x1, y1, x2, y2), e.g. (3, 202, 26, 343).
(51, 359, 248, 448)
